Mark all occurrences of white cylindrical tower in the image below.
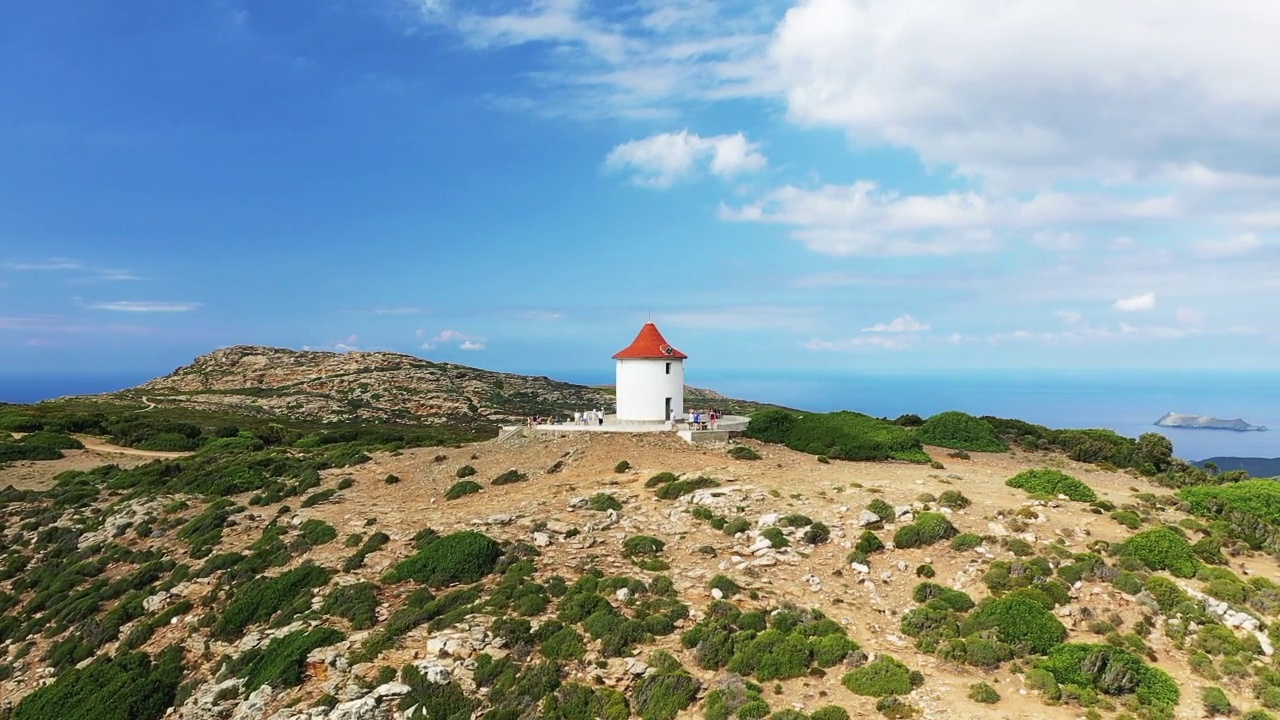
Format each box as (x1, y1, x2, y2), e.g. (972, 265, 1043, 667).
(613, 322, 686, 422)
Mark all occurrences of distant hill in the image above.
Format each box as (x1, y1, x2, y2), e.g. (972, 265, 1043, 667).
(1195, 456, 1280, 478)
(95, 345, 773, 429)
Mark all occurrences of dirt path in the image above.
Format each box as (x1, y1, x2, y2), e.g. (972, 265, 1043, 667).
(72, 435, 192, 459)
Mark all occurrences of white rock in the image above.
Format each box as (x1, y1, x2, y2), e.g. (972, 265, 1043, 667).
(711, 588, 724, 600)
(616, 588, 632, 602)
(758, 513, 781, 528)
(856, 510, 882, 527)
(372, 682, 411, 699)
(850, 562, 870, 574)
(532, 532, 552, 548)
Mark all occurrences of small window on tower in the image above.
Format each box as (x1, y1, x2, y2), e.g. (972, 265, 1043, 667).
(665, 362, 671, 374)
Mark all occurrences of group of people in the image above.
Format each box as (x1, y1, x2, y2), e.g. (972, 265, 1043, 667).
(684, 408, 723, 430)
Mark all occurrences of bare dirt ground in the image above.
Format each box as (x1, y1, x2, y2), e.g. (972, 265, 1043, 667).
(0, 433, 192, 491)
(207, 431, 1258, 720)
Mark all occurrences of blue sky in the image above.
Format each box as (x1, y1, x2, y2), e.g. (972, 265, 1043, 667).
(2, 0, 1278, 378)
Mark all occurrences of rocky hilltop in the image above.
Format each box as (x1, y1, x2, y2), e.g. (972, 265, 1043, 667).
(116, 345, 759, 429)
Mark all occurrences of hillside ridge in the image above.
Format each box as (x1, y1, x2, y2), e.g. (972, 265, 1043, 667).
(108, 344, 764, 428)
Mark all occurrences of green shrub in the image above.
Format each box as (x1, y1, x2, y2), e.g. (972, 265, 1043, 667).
(1116, 528, 1199, 578)
(398, 665, 477, 719)
(383, 531, 503, 587)
(544, 683, 629, 720)
(1110, 510, 1142, 530)
(969, 682, 1000, 704)
(455, 464, 476, 478)
(867, 498, 895, 522)
(841, 656, 919, 697)
(710, 575, 740, 598)
(916, 411, 1007, 452)
(761, 527, 790, 549)
(12, 646, 184, 720)
(230, 626, 344, 691)
(962, 596, 1066, 654)
(912, 582, 974, 611)
(1039, 643, 1179, 709)
(645, 472, 679, 488)
(723, 518, 751, 536)
(655, 476, 720, 500)
(492, 469, 527, 486)
(950, 533, 982, 551)
(728, 445, 762, 460)
(874, 697, 919, 719)
(803, 522, 831, 545)
(1179, 480, 1280, 550)
(937, 490, 970, 509)
(893, 512, 957, 549)
(810, 707, 850, 720)
(213, 563, 332, 639)
(301, 489, 336, 508)
(813, 634, 858, 667)
(745, 409, 931, 463)
(856, 530, 885, 555)
(1006, 469, 1096, 502)
(298, 518, 337, 547)
(614, 460, 630, 473)
(1202, 686, 1232, 716)
(623, 535, 665, 557)
(444, 480, 482, 500)
(322, 582, 379, 629)
(383, 474, 401, 485)
(540, 625, 587, 661)
(587, 493, 623, 512)
(632, 670, 699, 720)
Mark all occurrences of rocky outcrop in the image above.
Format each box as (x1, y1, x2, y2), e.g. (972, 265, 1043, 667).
(1155, 411, 1267, 432)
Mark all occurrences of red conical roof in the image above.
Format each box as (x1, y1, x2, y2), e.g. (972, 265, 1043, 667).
(612, 322, 687, 360)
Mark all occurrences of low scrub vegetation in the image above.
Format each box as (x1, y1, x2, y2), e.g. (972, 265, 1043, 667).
(745, 409, 931, 463)
(1005, 469, 1097, 502)
(383, 531, 503, 587)
(444, 480, 482, 500)
(914, 411, 1007, 452)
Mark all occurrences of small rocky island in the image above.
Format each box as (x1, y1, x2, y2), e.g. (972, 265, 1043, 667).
(1155, 411, 1268, 432)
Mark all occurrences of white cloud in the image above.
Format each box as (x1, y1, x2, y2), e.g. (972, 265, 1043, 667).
(1055, 310, 1084, 326)
(863, 314, 929, 333)
(769, 0, 1280, 186)
(4, 258, 83, 271)
(89, 301, 200, 313)
(606, 131, 766, 187)
(1192, 233, 1264, 259)
(721, 181, 1177, 256)
(419, 328, 486, 350)
(1113, 292, 1157, 312)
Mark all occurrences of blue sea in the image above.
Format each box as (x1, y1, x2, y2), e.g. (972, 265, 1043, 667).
(4, 369, 1279, 463)
(557, 369, 1280, 463)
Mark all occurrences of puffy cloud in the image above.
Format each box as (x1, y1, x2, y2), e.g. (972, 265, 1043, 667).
(89, 301, 200, 313)
(769, 0, 1280, 186)
(863, 314, 929, 333)
(605, 131, 766, 187)
(1113, 292, 1157, 312)
(420, 328, 486, 350)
